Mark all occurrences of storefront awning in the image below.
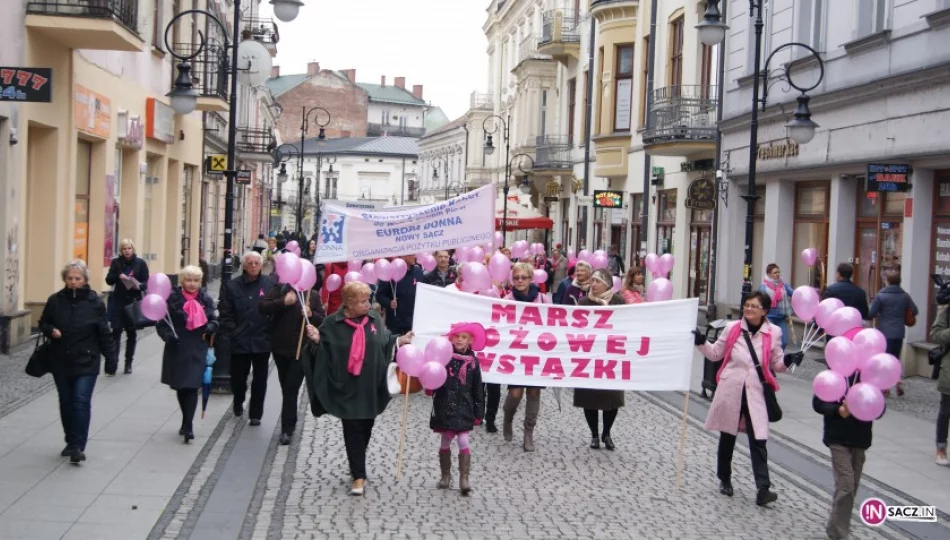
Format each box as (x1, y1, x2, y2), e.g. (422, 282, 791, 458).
(494, 201, 553, 230)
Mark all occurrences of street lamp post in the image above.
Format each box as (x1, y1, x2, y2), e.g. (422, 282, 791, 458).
(274, 143, 299, 229)
(482, 115, 512, 235)
(297, 107, 330, 235)
(697, 0, 824, 306)
(432, 155, 462, 201)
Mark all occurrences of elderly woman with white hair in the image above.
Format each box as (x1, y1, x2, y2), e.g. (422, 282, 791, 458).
(159, 265, 218, 443)
(105, 238, 150, 375)
(39, 260, 116, 464)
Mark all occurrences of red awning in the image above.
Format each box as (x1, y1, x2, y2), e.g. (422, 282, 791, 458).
(494, 216, 554, 230)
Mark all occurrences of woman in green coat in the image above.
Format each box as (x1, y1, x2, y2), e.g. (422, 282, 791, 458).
(302, 281, 414, 496)
(929, 303, 950, 466)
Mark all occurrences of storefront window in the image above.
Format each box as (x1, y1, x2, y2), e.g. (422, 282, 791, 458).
(930, 173, 950, 325)
(792, 182, 830, 290)
(689, 208, 712, 303)
(656, 189, 676, 255)
(74, 140, 92, 263)
(855, 180, 906, 298)
(630, 194, 643, 267)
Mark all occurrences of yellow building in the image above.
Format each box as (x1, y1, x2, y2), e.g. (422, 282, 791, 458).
(0, 0, 206, 351)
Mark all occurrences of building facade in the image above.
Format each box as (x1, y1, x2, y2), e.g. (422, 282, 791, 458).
(714, 0, 950, 374)
(360, 76, 429, 138)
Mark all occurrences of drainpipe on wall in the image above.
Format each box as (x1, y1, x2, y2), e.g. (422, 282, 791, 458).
(640, 0, 658, 261)
(706, 0, 729, 321)
(400, 156, 406, 205)
(580, 11, 597, 251)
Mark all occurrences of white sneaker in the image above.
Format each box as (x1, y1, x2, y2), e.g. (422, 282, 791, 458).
(936, 452, 950, 466)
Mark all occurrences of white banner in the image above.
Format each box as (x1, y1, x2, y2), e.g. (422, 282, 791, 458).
(412, 284, 698, 391)
(315, 185, 496, 263)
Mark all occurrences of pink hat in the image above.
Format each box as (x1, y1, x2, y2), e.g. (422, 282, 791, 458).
(444, 322, 487, 351)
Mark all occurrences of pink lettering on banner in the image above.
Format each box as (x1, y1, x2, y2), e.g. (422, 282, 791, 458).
(571, 358, 591, 378)
(571, 310, 589, 328)
(565, 333, 596, 353)
(606, 335, 627, 354)
(498, 354, 515, 374)
(485, 327, 501, 347)
(592, 310, 614, 329)
(510, 328, 529, 349)
(546, 307, 568, 326)
(541, 357, 565, 379)
(521, 355, 541, 376)
(621, 360, 631, 380)
(593, 359, 617, 379)
(520, 306, 543, 326)
(537, 332, 557, 351)
(637, 337, 651, 356)
(491, 304, 517, 324)
(476, 352, 495, 371)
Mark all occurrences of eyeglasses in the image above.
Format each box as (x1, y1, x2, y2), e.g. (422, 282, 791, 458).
(743, 304, 764, 310)
(512, 275, 531, 281)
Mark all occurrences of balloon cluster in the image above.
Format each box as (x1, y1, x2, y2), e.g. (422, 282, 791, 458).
(790, 248, 896, 421)
(642, 253, 675, 302)
(340, 257, 410, 289)
(394, 337, 454, 390)
(285, 240, 303, 258)
(140, 273, 177, 339)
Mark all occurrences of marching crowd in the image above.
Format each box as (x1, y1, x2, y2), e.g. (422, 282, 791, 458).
(33, 235, 950, 539)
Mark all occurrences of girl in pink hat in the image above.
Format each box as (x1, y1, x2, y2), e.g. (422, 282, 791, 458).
(428, 322, 486, 496)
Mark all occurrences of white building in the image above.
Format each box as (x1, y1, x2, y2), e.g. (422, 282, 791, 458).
(713, 0, 950, 375)
(359, 76, 439, 138)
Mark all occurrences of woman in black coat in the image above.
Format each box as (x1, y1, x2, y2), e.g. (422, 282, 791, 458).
(105, 238, 149, 375)
(158, 265, 218, 443)
(38, 260, 116, 464)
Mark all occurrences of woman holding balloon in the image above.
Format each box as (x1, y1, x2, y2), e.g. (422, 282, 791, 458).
(105, 238, 149, 375)
(158, 265, 218, 443)
(302, 281, 414, 496)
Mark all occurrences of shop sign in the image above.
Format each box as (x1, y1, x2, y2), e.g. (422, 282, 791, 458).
(0, 67, 52, 102)
(576, 195, 593, 206)
(74, 84, 111, 138)
(206, 154, 226, 175)
(651, 166, 665, 179)
(680, 159, 715, 172)
(757, 140, 799, 160)
(593, 190, 623, 208)
(867, 163, 910, 193)
(236, 169, 252, 184)
(685, 177, 717, 210)
(933, 224, 950, 280)
(146, 97, 175, 144)
(116, 110, 144, 150)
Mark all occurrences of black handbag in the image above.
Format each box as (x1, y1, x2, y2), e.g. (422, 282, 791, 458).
(25, 333, 53, 378)
(123, 294, 156, 330)
(744, 331, 783, 422)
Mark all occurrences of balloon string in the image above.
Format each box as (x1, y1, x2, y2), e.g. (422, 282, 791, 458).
(391, 280, 397, 317)
(164, 312, 179, 340)
(297, 289, 308, 319)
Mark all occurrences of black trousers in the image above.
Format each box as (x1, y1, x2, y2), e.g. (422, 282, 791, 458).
(341, 418, 375, 480)
(176, 389, 198, 432)
(111, 325, 137, 370)
(230, 353, 270, 420)
(485, 383, 501, 423)
(274, 354, 305, 436)
(717, 391, 771, 490)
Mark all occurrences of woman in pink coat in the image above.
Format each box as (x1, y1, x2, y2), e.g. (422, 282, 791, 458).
(694, 290, 795, 507)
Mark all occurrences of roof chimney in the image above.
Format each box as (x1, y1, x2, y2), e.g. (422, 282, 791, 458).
(412, 84, 423, 99)
(307, 62, 320, 76)
(271, 65, 280, 78)
(394, 77, 406, 89)
(343, 69, 356, 83)
(380, 75, 386, 87)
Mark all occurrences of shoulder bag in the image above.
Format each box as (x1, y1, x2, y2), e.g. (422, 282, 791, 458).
(123, 291, 157, 330)
(904, 293, 916, 327)
(743, 331, 783, 422)
(25, 333, 53, 378)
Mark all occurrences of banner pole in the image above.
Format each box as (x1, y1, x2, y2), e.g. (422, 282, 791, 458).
(675, 390, 690, 490)
(395, 376, 411, 480)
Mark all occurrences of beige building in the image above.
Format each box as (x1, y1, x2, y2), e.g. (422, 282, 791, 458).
(0, 0, 251, 351)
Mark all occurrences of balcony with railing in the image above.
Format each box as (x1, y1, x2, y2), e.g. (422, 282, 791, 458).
(203, 111, 228, 148)
(236, 127, 276, 161)
(470, 92, 493, 111)
(538, 9, 581, 64)
(516, 34, 553, 68)
(242, 17, 278, 56)
(643, 85, 719, 157)
(366, 123, 427, 138)
(173, 39, 229, 112)
(533, 135, 574, 173)
(26, 0, 143, 51)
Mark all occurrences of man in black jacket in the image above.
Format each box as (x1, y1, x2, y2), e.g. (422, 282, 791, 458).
(422, 251, 457, 288)
(813, 375, 884, 540)
(375, 255, 425, 334)
(822, 262, 869, 319)
(218, 252, 276, 425)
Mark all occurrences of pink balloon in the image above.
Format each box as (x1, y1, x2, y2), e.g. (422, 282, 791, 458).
(644, 253, 659, 273)
(140, 293, 168, 322)
(659, 254, 675, 276)
(852, 328, 886, 369)
(344, 271, 362, 284)
(591, 254, 609, 270)
(419, 255, 437, 272)
(568, 257, 578, 268)
(494, 231, 504, 246)
(511, 241, 529, 259)
(533, 269, 548, 284)
(478, 287, 501, 298)
(456, 246, 470, 263)
(577, 249, 591, 263)
(470, 246, 485, 263)
(424, 337, 454, 366)
(594, 249, 607, 258)
(826, 337, 859, 377)
(801, 248, 818, 267)
(291, 247, 301, 257)
(146, 273, 172, 300)
(286, 241, 299, 253)
(391, 258, 408, 281)
(295, 262, 317, 291)
(361, 263, 377, 283)
(325, 273, 342, 293)
(827, 307, 862, 337)
(612, 276, 621, 293)
(418, 360, 448, 390)
(813, 369, 848, 402)
(347, 259, 362, 272)
(791, 285, 820, 321)
(375, 259, 394, 281)
(567, 249, 576, 258)
(647, 278, 673, 302)
(488, 253, 511, 283)
(815, 298, 844, 329)
(842, 327, 861, 341)
(845, 383, 885, 422)
(396, 344, 425, 377)
(861, 353, 902, 390)
(276, 253, 302, 284)
(536, 243, 547, 255)
(462, 263, 491, 291)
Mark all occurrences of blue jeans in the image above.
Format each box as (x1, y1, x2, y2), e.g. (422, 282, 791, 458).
(53, 373, 98, 451)
(768, 317, 790, 350)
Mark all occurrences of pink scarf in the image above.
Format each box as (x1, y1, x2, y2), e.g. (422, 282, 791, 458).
(763, 278, 785, 302)
(716, 321, 779, 391)
(343, 316, 370, 376)
(182, 289, 207, 331)
(449, 352, 476, 384)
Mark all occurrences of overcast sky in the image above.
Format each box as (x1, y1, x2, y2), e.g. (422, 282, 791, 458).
(260, 0, 490, 120)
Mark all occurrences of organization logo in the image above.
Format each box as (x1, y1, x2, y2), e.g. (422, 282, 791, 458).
(860, 498, 937, 527)
(320, 213, 346, 245)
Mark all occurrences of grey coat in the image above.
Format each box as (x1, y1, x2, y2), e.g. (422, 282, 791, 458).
(869, 285, 918, 340)
(159, 288, 218, 390)
(572, 295, 626, 410)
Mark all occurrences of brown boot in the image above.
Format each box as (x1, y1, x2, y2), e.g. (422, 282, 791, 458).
(458, 452, 472, 496)
(437, 450, 452, 489)
(523, 394, 540, 452)
(502, 393, 521, 442)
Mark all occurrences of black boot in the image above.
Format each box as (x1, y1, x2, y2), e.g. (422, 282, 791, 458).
(719, 481, 734, 497)
(756, 488, 777, 506)
(124, 361, 132, 374)
(485, 420, 498, 433)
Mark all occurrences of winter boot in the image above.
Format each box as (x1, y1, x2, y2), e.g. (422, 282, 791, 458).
(437, 450, 452, 489)
(458, 453, 472, 496)
(522, 394, 540, 452)
(502, 393, 521, 442)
